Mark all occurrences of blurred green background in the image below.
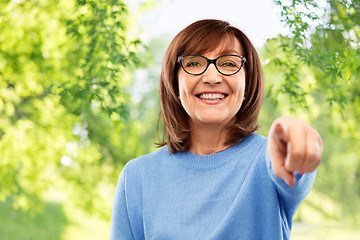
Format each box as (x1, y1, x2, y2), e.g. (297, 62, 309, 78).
(0, 0, 359, 239)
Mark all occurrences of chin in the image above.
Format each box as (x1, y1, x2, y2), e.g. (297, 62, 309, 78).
(198, 116, 230, 125)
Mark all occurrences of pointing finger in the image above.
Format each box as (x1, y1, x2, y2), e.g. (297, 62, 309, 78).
(284, 121, 306, 173)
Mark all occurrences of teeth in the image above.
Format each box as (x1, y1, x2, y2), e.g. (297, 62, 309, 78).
(199, 93, 225, 100)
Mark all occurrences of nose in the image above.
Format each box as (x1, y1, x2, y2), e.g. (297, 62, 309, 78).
(201, 63, 222, 85)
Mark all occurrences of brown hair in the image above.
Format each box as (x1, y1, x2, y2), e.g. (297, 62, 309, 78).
(159, 19, 264, 153)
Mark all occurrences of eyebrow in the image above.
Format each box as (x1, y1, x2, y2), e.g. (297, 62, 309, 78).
(217, 49, 242, 56)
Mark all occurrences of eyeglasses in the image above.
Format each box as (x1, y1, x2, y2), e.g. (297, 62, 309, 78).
(177, 54, 246, 76)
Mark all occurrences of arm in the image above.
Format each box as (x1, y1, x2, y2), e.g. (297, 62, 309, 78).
(110, 167, 135, 240)
(266, 117, 322, 226)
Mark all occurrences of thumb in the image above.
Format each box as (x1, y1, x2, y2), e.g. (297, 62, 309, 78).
(273, 158, 296, 187)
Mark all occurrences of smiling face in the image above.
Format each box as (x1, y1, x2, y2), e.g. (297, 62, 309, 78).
(178, 37, 246, 129)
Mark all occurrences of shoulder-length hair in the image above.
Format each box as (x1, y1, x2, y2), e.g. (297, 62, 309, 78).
(158, 19, 264, 154)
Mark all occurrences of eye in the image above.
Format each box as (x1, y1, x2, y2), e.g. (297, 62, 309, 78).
(221, 61, 237, 67)
(217, 56, 241, 69)
(182, 56, 206, 69)
(186, 61, 202, 67)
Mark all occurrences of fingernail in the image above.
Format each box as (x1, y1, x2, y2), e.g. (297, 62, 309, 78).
(275, 123, 284, 135)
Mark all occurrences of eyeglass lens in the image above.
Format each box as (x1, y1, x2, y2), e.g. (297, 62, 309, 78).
(181, 55, 244, 75)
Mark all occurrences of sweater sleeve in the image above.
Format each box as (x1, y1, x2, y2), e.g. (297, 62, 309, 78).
(265, 144, 316, 228)
(110, 165, 135, 240)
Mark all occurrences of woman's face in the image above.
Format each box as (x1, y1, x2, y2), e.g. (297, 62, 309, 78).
(178, 38, 246, 128)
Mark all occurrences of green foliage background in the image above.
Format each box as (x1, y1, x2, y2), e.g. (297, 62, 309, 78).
(0, 0, 146, 218)
(265, 0, 360, 225)
(0, 0, 359, 239)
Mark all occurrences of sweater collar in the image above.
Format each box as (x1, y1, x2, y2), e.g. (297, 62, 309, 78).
(169, 133, 257, 171)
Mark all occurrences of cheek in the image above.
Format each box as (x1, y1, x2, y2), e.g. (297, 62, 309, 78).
(177, 76, 191, 110)
(178, 74, 195, 97)
(178, 79, 188, 95)
(178, 73, 185, 94)
(232, 78, 246, 99)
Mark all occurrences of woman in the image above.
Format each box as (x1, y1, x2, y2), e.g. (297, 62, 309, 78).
(110, 19, 322, 240)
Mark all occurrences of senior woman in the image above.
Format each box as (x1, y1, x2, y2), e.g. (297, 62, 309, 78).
(110, 19, 322, 240)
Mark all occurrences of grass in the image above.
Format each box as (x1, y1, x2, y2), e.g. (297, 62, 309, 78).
(290, 189, 360, 239)
(291, 222, 360, 240)
(61, 205, 110, 240)
(0, 197, 110, 240)
(0, 199, 68, 240)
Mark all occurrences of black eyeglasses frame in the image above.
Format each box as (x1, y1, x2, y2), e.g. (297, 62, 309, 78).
(177, 54, 247, 76)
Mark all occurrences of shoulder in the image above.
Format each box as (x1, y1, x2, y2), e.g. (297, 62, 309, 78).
(122, 146, 170, 176)
(251, 133, 267, 144)
(236, 133, 268, 168)
(254, 133, 267, 153)
(235, 133, 267, 154)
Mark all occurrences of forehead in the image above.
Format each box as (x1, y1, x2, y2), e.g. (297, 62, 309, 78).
(208, 36, 242, 56)
(183, 34, 243, 56)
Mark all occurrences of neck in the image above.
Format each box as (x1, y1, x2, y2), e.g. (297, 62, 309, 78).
(189, 122, 230, 155)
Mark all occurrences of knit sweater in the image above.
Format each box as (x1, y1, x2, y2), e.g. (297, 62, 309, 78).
(110, 133, 316, 240)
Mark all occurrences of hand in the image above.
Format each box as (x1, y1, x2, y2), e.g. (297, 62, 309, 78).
(267, 117, 323, 187)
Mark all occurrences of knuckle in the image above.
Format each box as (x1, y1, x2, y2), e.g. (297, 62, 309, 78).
(291, 149, 303, 161)
(306, 151, 318, 161)
(306, 159, 321, 172)
(286, 164, 297, 172)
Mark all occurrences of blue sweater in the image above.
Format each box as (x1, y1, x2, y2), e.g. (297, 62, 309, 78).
(110, 133, 316, 240)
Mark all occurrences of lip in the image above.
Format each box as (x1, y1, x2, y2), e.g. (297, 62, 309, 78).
(195, 91, 229, 97)
(195, 91, 229, 105)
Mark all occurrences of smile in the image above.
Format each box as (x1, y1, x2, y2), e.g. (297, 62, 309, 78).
(197, 93, 228, 100)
